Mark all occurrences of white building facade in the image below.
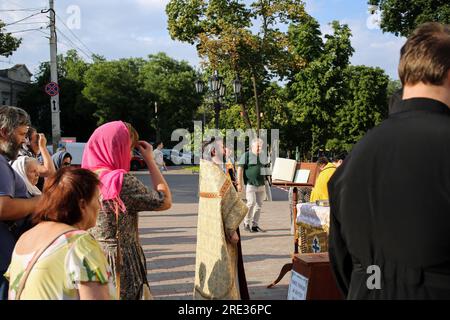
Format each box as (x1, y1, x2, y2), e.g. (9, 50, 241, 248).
(0, 64, 32, 106)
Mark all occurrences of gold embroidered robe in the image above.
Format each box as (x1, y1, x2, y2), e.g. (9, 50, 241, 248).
(193, 160, 248, 300)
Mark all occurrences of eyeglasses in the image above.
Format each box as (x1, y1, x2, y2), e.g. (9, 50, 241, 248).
(62, 162, 71, 166)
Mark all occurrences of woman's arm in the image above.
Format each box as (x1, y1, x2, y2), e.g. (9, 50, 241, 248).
(137, 141, 172, 211)
(78, 282, 110, 300)
(36, 134, 56, 177)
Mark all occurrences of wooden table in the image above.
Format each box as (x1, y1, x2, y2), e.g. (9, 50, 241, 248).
(289, 253, 343, 300)
(267, 162, 319, 288)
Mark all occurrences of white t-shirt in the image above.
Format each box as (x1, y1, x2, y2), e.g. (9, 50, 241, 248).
(153, 149, 164, 167)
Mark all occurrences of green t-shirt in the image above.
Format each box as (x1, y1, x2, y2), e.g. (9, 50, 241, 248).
(238, 151, 266, 187)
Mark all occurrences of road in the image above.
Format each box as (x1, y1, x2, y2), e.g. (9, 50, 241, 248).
(135, 171, 293, 300)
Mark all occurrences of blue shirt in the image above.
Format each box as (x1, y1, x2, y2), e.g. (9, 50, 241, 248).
(0, 154, 29, 271)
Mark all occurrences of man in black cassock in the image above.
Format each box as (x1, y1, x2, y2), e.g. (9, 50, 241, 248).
(328, 22, 450, 299)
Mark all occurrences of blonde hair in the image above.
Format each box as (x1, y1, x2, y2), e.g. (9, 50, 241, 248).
(123, 122, 139, 149)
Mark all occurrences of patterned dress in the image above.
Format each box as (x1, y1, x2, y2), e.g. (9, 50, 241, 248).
(5, 230, 115, 300)
(88, 173, 165, 300)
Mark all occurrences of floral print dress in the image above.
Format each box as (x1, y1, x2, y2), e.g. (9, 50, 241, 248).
(88, 173, 165, 300)
(4, 230, 115, 300)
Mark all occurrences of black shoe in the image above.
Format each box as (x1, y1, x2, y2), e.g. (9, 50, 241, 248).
(251, 226, 266, 232)
(244, 224, 251, 232)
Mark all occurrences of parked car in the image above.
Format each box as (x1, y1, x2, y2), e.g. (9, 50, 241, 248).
(130, 149, 147, 171)
(161, 149, 175, 166)
(161, 149, 193, 166)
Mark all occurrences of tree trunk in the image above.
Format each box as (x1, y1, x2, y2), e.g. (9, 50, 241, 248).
(240, 101, 253, 129)
(251, 73, 261, 134)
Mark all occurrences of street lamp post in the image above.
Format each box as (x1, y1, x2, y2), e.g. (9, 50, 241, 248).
(195, 70, 240, 130)
(194, 79, 206, 127)
(232, 75, 242, 103)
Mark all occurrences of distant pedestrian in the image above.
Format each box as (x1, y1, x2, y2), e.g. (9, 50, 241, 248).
(237, 138, 267, 233)
(153, 141, 167, 172)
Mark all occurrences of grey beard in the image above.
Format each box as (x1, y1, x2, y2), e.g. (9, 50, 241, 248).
(0, 140, 21, 161)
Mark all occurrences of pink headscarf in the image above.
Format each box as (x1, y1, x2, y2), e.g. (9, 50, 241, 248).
(82, 121, 131, 213)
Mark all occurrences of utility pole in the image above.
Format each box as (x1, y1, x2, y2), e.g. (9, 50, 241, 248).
(49, 0, 61, 153)
(155, 101, 160, 142)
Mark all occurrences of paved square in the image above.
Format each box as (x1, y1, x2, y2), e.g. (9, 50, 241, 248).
(137, 173, 293, 300)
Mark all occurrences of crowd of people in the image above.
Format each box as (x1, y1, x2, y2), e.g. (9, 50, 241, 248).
(0, 111, 172, 300)
(0, 21, 450, 300)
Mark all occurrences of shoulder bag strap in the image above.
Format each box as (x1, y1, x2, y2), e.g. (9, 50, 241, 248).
(15, 228, 75, 300)
(114, 204, 121, 299)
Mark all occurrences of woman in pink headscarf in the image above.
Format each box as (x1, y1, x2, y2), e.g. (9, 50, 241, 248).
(82, 121, 172, 300)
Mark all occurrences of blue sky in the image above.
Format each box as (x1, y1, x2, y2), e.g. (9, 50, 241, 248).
(0, 0, 405, 80)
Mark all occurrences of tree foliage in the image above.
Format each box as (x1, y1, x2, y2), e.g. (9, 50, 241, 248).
(327, 66, 389, 151)
(83, 58, 146, 126)
(288, 15, 389, 155)
(0, 20, 21, 57)
(82, 53, 200, 143)
(139, 52, 202, 142)
(288, 19, 353, 154)
(18, 50, 98, 142)
(368, 0, 450, 37)
(166, 0, 307, 129)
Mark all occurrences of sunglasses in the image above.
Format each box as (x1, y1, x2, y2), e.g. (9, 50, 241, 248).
(62, 162, 71, 166)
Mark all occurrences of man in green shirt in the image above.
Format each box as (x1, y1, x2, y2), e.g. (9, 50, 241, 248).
(237, 138, 267, 232)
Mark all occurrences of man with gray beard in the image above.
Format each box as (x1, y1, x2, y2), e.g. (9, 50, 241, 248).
(0, 106, 40, 300)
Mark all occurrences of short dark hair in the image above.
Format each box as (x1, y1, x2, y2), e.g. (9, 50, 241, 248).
(332, 152, 347, 162)
(33, 167, 100, 225)
(399, 22, 450, 86)
(202, 137, 223, 160)
(317, 156, 329, 167)
(25, 126, 36, 141)
(154, 141, 163, 148)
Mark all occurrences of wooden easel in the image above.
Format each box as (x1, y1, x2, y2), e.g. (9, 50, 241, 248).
(268, 162, 319, 288)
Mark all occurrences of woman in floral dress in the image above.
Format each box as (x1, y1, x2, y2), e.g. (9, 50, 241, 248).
(82, 121, 172, 300)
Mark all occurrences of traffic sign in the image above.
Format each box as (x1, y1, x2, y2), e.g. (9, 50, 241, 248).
(45, 82, 59, 96)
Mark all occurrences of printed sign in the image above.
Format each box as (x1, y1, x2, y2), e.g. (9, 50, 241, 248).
(287, 270, 309, 300)
(45, 82, 59, 96)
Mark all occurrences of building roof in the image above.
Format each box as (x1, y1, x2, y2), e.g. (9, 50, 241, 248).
(0, 75, 29, 87)
(0, 64, 33, 78)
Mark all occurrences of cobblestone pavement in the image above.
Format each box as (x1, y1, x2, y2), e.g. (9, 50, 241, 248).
(137, 173, 293, 300)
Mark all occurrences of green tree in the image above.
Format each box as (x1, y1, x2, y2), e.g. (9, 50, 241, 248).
(166, 0, 306, 130)
(18, 50, 98, 142)
(139, 52, 202, 144)
(0, 20, 21, 57)
(327, 65, 389, 151)
(288, 13, 323, 64)
(368, 0, 450, 37)
(82, 58, 147, 134)
(288, 20, 354, 155)
(387, 79, 401, 97)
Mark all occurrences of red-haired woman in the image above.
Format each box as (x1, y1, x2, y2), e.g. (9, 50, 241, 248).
(4, 167, 115, 300)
